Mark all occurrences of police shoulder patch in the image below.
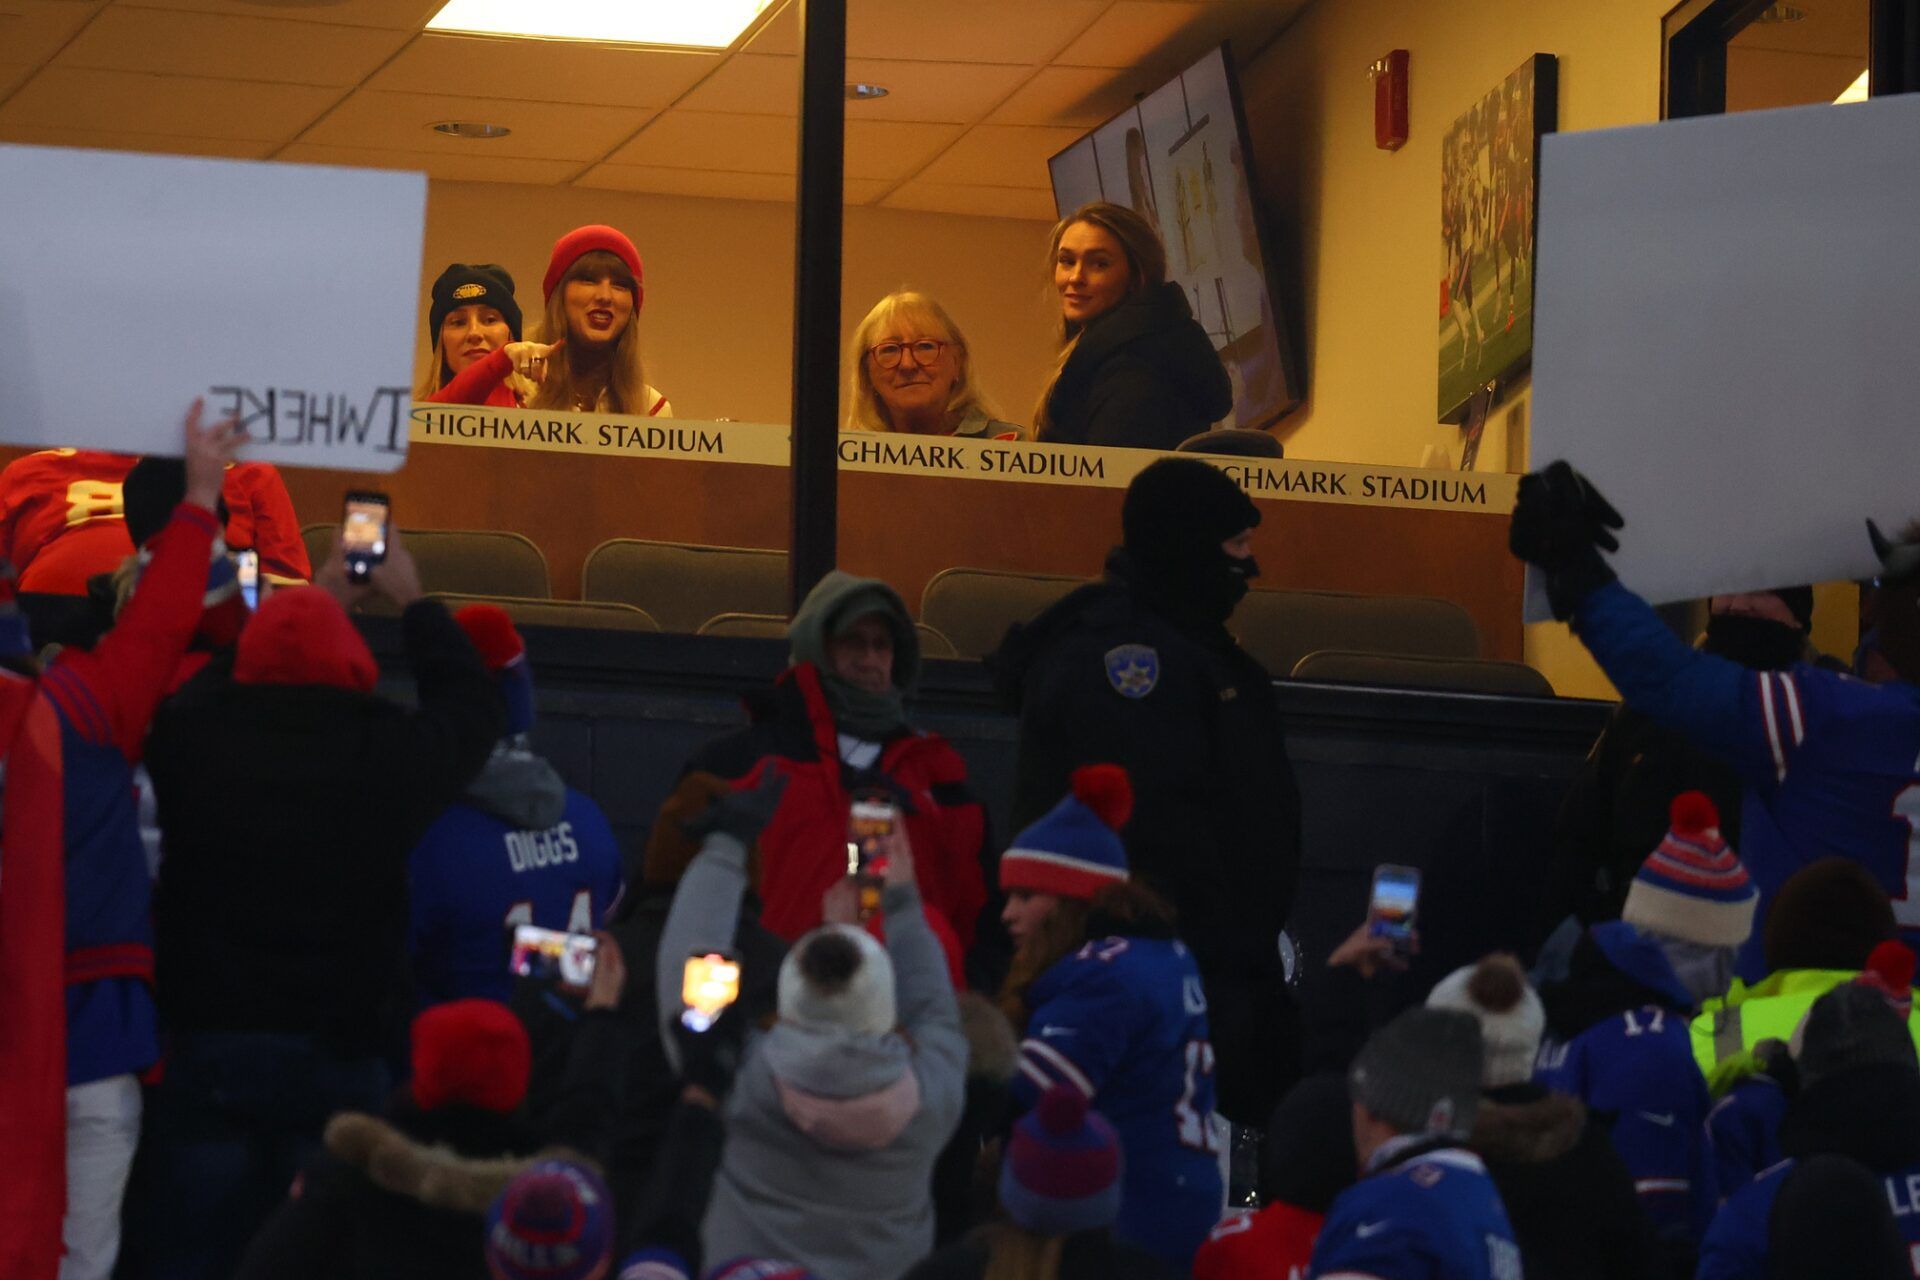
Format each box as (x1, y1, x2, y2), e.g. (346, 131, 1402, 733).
(1104, 643, 1159, 698)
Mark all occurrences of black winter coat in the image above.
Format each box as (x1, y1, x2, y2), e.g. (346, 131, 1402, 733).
(990, 562, 1301, 1123)
(148, 601, 502, 1051)
(1042, 281, 1232, 451)
(1471, 1083, 1663, 1280)
(235, 1099, 544, 1280)
(901, 1225, 1171, 1280)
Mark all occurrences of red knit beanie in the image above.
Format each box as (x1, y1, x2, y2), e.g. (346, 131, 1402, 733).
(411, 998, 532, 1114)
(543, 224, 644, 307)
(231, 586, 378, 693)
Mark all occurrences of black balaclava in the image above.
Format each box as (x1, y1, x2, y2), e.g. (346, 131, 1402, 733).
(1116, 458, 1261, 627)
(1704, 585, 1813, 672)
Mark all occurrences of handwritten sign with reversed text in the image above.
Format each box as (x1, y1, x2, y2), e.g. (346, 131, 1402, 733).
(409, 403, 1516, 514)
(0, 145, 424, 472)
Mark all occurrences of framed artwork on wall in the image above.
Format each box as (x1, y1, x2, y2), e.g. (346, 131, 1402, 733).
(1438, 53, 1558, 424)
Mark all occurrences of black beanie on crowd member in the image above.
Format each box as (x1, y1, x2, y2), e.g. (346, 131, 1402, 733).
(1260, 1072, 1357, 1212)
(1349, 1007, 1484, 1139)
(1766, 1154, 1910, 1280)
(123, 457, 230, 549)
(428, 263, 522, 347)
(1771, 586, 1816, 633)
(1795, 983, 1917, 1090)
(1763, 857, 1896, 974)
(1118, 458, 1262, 624)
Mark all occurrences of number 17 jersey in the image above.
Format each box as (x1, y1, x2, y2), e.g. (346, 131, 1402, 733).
(1011, 933, 1225, 1270)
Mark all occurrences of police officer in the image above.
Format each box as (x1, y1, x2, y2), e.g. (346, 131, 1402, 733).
(990, 456, 1301, 1125)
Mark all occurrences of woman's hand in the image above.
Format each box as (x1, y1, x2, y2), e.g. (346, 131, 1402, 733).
(183, 398, 246, 512)
(1327, 921, 1417, 980)
(879, 824, 916, 890)
(505, 340, 561, 385)
(584, 931, 627, 1011)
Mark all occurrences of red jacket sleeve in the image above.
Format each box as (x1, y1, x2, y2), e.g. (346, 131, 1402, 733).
(43, 503, 219, 760)
(429, 346, 513, 406)
(224, 463, 310, 582)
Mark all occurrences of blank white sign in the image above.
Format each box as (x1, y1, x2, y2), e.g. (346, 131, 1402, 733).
(0, 145, 426, 472)
(1527, 93, 1920, 619)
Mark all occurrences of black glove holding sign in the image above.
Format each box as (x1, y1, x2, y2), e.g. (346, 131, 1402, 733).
(1510, 461, 1625, 620)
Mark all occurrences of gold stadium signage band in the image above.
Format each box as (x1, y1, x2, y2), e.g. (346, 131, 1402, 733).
(408, 403, 1518, 514)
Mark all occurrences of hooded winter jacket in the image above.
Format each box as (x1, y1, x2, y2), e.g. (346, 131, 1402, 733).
(1041, 281, 1232, 451)
(148, 595, 502, 1051)
(655, 831, 967, 1279)
(1469, 1083, 1660, 1280)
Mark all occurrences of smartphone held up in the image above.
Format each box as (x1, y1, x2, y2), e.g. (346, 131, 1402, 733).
(1367, 864, 1420, 954)
(681, 950, 742, 1033)
(509, 924, 598, 989)
(341, 490, 390, 584)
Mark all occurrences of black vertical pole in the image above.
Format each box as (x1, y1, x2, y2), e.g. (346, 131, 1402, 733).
(788, 0, 845, 611)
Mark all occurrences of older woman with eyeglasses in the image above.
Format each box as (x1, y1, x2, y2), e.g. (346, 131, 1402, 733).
(844, 291, 1022, 439)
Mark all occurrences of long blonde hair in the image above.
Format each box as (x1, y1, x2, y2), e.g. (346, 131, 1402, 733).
(844, 291, 1006, 435)
(415, 335, 452, 400)
(980, 1223, 1067, 1280)
(527, 250, 651, 414)
(1030, 202, 1169, 439)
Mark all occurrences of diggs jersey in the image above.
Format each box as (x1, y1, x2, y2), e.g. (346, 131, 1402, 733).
(1194, 1201, 1322, 1280)
(1307, 1147, 1521, 1280)
(1011, 934, 1225, 1269)
(408, 790, 622, 1005)
(1699, 1155, 1920, 1279)
(0, 448, 311, 595)
(1535, 996, 1717, 1246)
(1575, 581, 1920, 977)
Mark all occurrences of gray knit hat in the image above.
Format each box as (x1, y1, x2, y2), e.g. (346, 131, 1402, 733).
(1349, 1007, 1484, 1139)
(1795, 983, 1918, 1089)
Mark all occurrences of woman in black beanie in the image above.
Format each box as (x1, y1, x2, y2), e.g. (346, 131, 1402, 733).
(1032, 202, 1231, 451)
(419, 263, 526, 407)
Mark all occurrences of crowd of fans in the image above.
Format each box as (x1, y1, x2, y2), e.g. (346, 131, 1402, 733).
(4, 405, 1920, 1280)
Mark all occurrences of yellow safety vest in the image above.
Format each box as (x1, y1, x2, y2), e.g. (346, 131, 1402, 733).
(1690, 968, 1920, 1095)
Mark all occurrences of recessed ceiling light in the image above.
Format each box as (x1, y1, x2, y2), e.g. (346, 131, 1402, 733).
(432, 121, 512, 139)
(426, 0, 775, 49)
(846, 82, 889, 100)
(1754, 3, 1808, 22)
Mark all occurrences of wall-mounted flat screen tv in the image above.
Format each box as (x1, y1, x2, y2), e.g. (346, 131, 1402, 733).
(1048, 43, 1303, 431)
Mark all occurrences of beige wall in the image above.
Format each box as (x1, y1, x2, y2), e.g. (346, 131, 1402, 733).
(1234, 0, 1685, 698)
(418, 180, 1055, 425)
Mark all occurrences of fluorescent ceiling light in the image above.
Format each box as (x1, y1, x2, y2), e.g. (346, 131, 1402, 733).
(426, 0, 776, 49)
(1835, 69, 1870, 104)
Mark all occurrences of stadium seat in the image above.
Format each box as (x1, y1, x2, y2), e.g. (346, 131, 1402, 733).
(299, 522, 332, 575)
(1231, 588, 1480, 678)
(918, 567, 1087, 660)
(429, 592, 660, 632)
(583, 539, 787, 634)
(1290, 649, 1554, 697)
(405, 529, 550, 598)
(697, 611, 959, 660)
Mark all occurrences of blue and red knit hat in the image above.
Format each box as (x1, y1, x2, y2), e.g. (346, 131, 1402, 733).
(998, 765, 1132, 901)
(998, 1084, 1122, 1236)
(457, 603, 535, 736)
(1622, 792, 1758, 949)
(485, 1160, 613, 1280)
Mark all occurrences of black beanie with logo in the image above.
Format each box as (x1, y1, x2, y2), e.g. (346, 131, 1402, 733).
(428, 264, 522, 346)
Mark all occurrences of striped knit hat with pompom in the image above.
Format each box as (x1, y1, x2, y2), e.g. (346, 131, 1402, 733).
(998, 764, 1132, 901)
(1622, 791, 1758, 949)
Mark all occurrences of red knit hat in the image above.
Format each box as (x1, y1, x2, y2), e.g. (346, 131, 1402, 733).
(543, 224, 644, 306)
(232, 586, 378, 693)
(411, 998, 532, 1114)
(1855, 940, 1917, 1020)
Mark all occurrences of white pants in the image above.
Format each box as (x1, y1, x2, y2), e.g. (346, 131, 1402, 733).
(62, 1074, 141, 1280)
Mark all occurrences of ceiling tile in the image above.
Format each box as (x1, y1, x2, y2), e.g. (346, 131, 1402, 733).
(117, 0, 440, 30)
(53, 7, 410, 86)
(368, 34, 719, 110)
(1731, 0, 1870, 57)
(279, 141, 581, 184)
(1054, 0, 1212, 69)
(912, 122, 1081, 189)
(745, 0, 797, 55)
(989, 64, 1144, 128)
(845, 0, 1105, 64)
(608, 109, 792, 171)
(299, 90, 653, 161)
(576, 163, 891, 205)
(844, 59, 1032, 123)
(0, 68, 337, 141)
(0, 1, 107, 68)
(881, 179, 1057, 220)
(0, 64, 34, 98)
(845, 118, 962, 180)
(0, 122, 273, 158)
(675, 52, 793, 115)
